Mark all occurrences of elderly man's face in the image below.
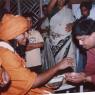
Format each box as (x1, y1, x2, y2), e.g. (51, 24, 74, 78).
(76, 33, 95, 49)
(16, 32, 28, 46)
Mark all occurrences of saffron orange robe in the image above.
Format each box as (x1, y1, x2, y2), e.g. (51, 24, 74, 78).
(0, 47, 51, 95)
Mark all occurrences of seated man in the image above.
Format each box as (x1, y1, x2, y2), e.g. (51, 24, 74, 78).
(0, 14, 73, 95)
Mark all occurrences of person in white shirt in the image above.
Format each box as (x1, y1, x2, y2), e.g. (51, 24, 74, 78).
(25, 18, 44, 73)
(42, 0, 76, 71)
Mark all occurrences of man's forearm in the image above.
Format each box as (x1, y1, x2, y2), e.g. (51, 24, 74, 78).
(26, 42, 43, 51)
(48, 0, 57, 14)
(32, 57, 73, 88)
(31, 64, 59, 88)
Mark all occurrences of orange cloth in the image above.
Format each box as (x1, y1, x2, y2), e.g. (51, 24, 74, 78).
(0, 14, 29, 41)
(0, 47, 51, 95)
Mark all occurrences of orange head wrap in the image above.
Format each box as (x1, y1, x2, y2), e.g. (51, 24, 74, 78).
(0, 14, 29, 41)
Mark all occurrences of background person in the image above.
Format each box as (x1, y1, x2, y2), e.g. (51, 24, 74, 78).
(25, 27, 44, 73)
(72, 1, 95, 20)
(42, 0, 76, 71)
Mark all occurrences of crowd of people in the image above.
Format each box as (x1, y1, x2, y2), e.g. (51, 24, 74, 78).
(0, 0, 95, 94)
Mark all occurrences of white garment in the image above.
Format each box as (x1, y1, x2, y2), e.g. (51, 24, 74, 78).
(72, 4, 95, 20)
(50, 6, 75, 37)
(25, 29, 44, 67)
(0, 41, 14, 52)
(50, 6, 76, 63)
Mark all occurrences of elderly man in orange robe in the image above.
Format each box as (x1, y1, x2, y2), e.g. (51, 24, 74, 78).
(0, 14, 73, 95)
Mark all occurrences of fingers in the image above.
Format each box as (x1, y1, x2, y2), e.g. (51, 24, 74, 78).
(64, 72, 84, 83)
(63, 57, 73, 62)
(63, 57, 74, 67)
(65, 73, 77, 83)
(65, 23, 73, 32)
(58, 57, 74, 70)
(63, 57, 74, 64)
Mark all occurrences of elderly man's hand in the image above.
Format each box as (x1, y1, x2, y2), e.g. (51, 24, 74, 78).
(57, 57, 74, 70)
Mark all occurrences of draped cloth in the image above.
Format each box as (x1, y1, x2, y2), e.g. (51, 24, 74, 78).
(42, 6, 76, 71)
(42, 38, 55, 70)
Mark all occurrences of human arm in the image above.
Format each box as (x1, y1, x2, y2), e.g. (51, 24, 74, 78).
(31, 57, 73, 88)
(0, 48, 73, 88)
(26, 30, 44, 51)
(47, 0, 57, 14)
(26, 42, 44, 51)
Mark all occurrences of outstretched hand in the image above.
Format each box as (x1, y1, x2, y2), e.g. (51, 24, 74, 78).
(65, 72, 86, 83)
(57, 57, 74, 71)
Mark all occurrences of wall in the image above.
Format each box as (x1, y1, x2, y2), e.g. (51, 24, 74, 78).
(10, 0, 40, 29)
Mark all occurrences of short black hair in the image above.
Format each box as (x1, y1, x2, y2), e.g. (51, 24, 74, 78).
(80, 1, 92, 11)
(72, 19, 95, 36)
(72, 18, 95, 50)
